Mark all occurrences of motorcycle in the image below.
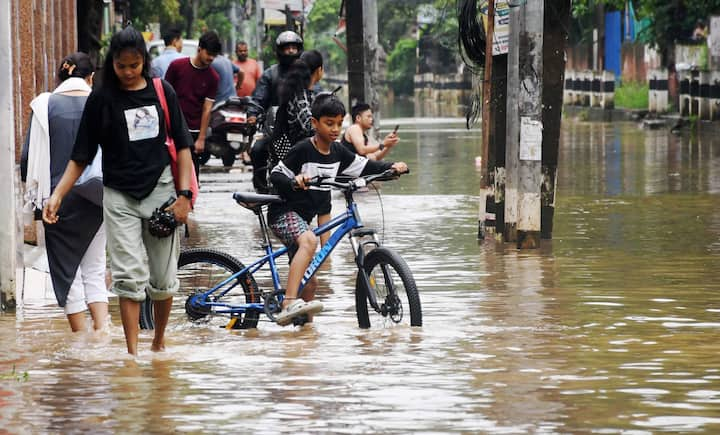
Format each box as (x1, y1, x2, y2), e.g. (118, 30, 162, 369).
(201, 96, 264, 167)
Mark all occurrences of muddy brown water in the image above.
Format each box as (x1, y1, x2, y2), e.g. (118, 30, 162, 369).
(2, 116, 720, 433)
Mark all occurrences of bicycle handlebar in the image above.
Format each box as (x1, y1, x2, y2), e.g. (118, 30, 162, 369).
(304, 168, 409, 191)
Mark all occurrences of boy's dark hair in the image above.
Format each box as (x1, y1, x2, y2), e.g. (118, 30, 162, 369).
(199, 31, 222, 55)
(351, 102, 371, 122)
(311, 94, 346, 119)
(162, 28, 182, 47)
(101, 25, 150, 90)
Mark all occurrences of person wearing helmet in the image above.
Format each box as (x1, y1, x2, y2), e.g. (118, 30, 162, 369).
(248, 30, 304, 193)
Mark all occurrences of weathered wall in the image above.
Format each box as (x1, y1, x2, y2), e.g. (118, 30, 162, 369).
(566, 42, 591, 71)
(11, 0, 77, 162)
(567, 41, 663, 84)
(413, 71, 474, 109)
(621, 42, 646, 83)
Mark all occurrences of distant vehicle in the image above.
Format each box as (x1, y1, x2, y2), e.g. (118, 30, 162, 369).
(146, 39, 198, 60)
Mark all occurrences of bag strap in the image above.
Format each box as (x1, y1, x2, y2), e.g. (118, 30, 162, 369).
(152, 77, 172, 133)
(153, 77, 191, 236)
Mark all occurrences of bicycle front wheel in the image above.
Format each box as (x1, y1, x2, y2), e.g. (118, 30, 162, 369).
(355, 247, 422, 329)
(139, 248, 260, 330)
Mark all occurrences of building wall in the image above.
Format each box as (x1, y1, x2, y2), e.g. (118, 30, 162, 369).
(567, 41, 664, 84)
(620, 42, 646, 83)
(11, 0, 77, 162)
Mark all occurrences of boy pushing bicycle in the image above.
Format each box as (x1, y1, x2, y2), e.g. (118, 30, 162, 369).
(268, 94, 408, 326)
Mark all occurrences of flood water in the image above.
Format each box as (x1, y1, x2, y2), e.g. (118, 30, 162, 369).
(2, 109, 720, 433)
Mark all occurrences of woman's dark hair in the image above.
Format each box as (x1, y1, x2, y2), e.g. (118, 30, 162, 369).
(299, 50, 323, 74)
(57, 52, 94, 82)
(101, 25, 150, 90)
(311, 94, 346, 120)
(274, 50, 324, 136)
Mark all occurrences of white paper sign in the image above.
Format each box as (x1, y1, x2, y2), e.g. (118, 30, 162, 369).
(710, 16, 720, 58)
(520, 117, 542, 161)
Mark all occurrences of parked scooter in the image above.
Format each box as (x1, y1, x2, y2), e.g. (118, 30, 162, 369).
(201, 97, 263, 167)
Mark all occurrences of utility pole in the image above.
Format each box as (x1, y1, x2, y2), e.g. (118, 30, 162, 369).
(230, 2, 239, 55)
(0, 0, 16, 310)
(346, 0, 379, 116)
(506, 0, 544, 249)
(541, 0, 572, 239)
(478, 0, 495, 239)
(255, 0, 264, 70)
(504, 4, 521, 243)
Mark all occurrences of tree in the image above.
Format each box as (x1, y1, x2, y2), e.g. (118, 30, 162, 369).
(304, 0, 345, 74)
(572, 0, 720, 65)
(130, 0, 240, 42)
(129, 0, 182, 33)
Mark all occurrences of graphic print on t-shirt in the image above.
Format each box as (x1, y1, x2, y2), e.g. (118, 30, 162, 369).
(124, 105, 160, 142)
(301, 162, 340, 191)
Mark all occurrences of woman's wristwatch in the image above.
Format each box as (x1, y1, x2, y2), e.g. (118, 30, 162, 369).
(378, 143, 385, 151)
(177, 189, 193, 200)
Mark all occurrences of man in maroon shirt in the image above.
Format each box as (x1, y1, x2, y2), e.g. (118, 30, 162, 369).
(165, 30, 221, 181)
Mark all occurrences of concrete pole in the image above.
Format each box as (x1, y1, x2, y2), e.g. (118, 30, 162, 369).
(516, 0, 543, 249)
(230, 2, 237, 55)
(480, 0, 495, 189)
(255, 0, 264, 70)
(478, 0, 495, 240)
(540, 0, 572, 239)
(346, 0, 379, 118)
(0, 0, 17, 310)
(504, 5, 521, 243)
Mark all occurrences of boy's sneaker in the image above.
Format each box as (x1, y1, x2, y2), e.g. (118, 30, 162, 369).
(276, 299, 324, 326)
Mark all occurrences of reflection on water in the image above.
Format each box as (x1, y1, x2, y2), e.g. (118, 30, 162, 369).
(3, 116, 720, 433)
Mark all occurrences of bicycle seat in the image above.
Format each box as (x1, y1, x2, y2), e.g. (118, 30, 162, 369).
(232, 192, 284, 210)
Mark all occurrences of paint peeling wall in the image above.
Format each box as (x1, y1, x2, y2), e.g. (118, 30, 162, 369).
(11, 0, 77, 162)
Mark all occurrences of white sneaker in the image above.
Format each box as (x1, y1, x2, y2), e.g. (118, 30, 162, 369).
(276, 299, 324, 326)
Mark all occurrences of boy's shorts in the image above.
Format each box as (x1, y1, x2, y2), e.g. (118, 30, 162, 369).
(270, 211, 311, 259)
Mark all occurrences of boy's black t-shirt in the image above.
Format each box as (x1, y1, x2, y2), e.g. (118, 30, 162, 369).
(71, 79, 193, 200)
(268, 137, 392, 223)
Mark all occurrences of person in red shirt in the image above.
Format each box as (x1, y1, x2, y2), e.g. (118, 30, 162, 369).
(234, 41, 262, 97)
(165, 31, 221, 181)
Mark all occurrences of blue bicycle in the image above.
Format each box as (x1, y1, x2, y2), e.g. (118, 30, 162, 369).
(139, 169, 422, 329)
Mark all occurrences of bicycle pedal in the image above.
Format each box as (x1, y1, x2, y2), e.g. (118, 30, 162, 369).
(225, 318, 238, 329)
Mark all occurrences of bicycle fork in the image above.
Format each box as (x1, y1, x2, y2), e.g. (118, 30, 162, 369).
(350, 230, 382, 312)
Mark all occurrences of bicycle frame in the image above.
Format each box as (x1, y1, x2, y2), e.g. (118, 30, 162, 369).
(192, 190, 374, 318)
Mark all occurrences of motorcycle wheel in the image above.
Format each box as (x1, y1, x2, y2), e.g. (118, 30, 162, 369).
(198, 151, 211, 166)
(221, 153, 236, 167)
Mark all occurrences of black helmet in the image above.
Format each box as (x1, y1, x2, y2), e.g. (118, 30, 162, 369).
(275, 30, 303, 66)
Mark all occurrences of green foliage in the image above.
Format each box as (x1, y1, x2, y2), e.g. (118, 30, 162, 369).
(572, 0, 720, 62)
(614, 81, 648, 109)
(0, 365, 29, 382)
(304, 0, 345, 74)
(130, 0, 240, 43)
(387, 38, 418, 95)
(378, 0, 421, 55)
(129, 0, 182, 32)
(577, 108, 590, 121)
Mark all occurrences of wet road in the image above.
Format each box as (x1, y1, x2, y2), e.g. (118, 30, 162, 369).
(2, 114, 720, 433)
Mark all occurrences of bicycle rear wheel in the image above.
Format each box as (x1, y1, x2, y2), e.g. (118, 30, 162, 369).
(355, 247, 422, 328)
(139, 248, 260, 330)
